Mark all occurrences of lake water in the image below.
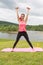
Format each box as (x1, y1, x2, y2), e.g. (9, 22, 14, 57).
(0, 31, 43, 42)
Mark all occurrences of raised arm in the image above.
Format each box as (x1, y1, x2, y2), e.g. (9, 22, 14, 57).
(15, 7, 19, 21)
(25, 7, 30, 22)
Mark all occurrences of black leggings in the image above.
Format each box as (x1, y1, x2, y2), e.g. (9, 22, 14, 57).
(13, 31, 33, 49)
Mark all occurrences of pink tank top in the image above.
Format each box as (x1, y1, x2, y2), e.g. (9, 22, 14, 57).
(19, 20, 26, 32)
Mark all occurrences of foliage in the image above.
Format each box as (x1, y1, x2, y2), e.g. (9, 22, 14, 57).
(26, 25, 43, 31)
(0, 21, 43, 32)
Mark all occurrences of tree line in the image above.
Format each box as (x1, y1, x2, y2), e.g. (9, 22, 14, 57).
(0, 21, 43, 32)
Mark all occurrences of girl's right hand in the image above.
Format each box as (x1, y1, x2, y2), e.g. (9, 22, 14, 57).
(15, 7, 19, 10)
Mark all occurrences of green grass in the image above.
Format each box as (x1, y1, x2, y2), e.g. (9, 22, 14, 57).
(0, 39, 43, 65)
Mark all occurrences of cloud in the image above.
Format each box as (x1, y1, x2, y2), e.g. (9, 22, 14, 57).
(28, 16, 43, 25)
(0, 2, 7, 8)
(0, 0, 43, 16)
(0, 0, 43, 25)
(30, 0, 43, 16)
(17, 3, 30, 8)
(0, 8, 43, 25)
(0, 8, 18, 23)
(31, 0, 43, 8)
(0, 0, 17, 9)
(14, 0, 43, 16)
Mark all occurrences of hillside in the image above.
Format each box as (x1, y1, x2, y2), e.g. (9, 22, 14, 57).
(0, 21, 18, 32)
(0, 21, 17, 25)
(0, 21, 43, 32)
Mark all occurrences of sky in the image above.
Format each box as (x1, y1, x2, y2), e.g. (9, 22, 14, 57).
(0, 0, 43, 25)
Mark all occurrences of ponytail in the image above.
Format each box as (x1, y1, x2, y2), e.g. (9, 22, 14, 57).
(19, 17, 22, 21)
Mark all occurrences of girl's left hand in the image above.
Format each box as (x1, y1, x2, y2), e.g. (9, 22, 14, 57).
(27, 7, 30, 10)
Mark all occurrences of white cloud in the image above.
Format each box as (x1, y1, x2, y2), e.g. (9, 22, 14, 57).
(0, 0, 16, 9)
(0, 8, 18, 23)
(0, 0, 43, 25)
(0, 8, 43, 25)
(28, 16, 43, 25)
(0, 2, 6, 8)
(31, 0, 43, 8)
(17, 3, 30, 8)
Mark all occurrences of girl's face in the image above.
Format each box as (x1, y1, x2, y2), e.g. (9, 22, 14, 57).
(21, 14, 25, 20)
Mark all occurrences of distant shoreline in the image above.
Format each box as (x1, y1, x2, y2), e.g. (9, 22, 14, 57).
(0, 30, 43, 34)
(0, 31, 18, 34)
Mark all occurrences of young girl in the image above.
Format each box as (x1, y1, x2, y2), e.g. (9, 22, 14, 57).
(12, 7, 33, 51)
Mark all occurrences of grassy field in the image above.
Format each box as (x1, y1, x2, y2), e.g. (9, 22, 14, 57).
(0, 39, 43, 65)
